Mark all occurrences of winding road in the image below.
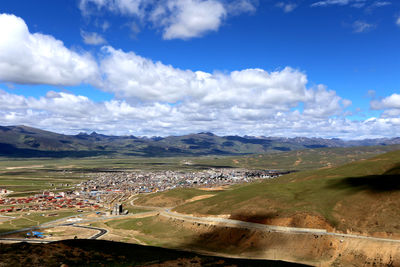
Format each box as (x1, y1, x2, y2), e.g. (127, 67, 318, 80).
(0, 224, 107, 243)
(2, 197, 400, 245)
(68, 224, 108, 239)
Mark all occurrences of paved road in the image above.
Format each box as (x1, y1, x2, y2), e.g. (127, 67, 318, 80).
(131, 201, 400, 244)
(0, 224, 108, 242)
(0, 210, 156, 243)
(69, 225, 108, 239)
(0, 213, 89, 238)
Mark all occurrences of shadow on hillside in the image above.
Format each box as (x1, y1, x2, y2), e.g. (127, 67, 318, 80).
(328, 174, 400, 192)
(0, 143, 115, 158)
(0, 239, 309, 267)
(178, 213, 297, 261)
(229, 212, 280, 224)
(384, 163, 400, 175)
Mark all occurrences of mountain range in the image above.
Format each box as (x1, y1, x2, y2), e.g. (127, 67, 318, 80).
(1, 125, 400, 157)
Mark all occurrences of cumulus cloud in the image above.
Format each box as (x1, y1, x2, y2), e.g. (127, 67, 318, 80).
(99, 46, 335, 111)
(0, 88, 384, 138)
(81, 30, 107, 45)
(371, 94, 400, 110)
(96, 46, 354, 136)
(370, 93, 400, 119)
(5, 13, 398, 138)
(78, 0, 256, 40)
(0, 35, 355, 137)
(303, 85, 349, 118)
(3, 85, 399, 139)
(156, 0, 227, 40)
(0, 14, 99, 86)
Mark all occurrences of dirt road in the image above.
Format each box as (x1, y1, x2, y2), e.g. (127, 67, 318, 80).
(131, 200, 400, 244)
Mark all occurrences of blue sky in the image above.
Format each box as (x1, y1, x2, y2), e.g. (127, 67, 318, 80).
(0, 0, 399, 138)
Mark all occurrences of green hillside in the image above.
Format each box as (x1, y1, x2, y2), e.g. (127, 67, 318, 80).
(167, 150, 400, 234)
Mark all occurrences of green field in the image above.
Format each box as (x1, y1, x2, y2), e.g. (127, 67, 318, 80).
(104, 215, 195, 248)
(0, 211, 80, 234)
(135, 188, 218, 207)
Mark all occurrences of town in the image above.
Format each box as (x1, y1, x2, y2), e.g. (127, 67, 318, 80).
(0, 169, 289, 214)
(79, 168, 288, 195)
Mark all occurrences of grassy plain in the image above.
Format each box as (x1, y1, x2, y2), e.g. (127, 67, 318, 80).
(0, 211, 80, 234)
(134, 188, 218, 207)
(0, 145, 397, 196)
(104, 215, 195, 247)
(1, 145, 400, 235)
(1, 146, 400, 266)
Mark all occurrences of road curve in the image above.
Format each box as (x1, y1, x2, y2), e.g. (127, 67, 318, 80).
(70, 225, 108, 239)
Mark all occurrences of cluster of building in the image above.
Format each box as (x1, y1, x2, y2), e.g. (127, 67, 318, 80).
(0, 169, 289, 215)
(0, 191, 101, 213)
(79, 168, 287, 195)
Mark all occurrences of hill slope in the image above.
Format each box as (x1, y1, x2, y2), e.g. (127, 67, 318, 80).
(1, 125, 400, 157)
(159, 150, 400, 235)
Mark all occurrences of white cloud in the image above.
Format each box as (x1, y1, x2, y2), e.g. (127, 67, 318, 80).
(352, 20, 374, 33)
(2, 13, 397, 139)
(98, 46, 352, 130)
(0, 14, 99, 86)
(81, 30, 107, 45)
(79, 0, 148, 17)
(100, 46, 198, 102)
(303, 85, 350, 118)
(311, 0, 366, 7)
(276, 2, 298, 13)
(102, 21, 110, 31)
(396, 17, 400, 26)
(370, 93, 400, 119)
(371, 1, 391, 7)
(2, 87, 399, 139)
(226, 0, 257, 15)
(0, 28, 355, 137)
(79, 0, 256, 40)
(371, 93, 400, 110)
(99, 46, 324, 109)
(160, 0, 227, 40)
